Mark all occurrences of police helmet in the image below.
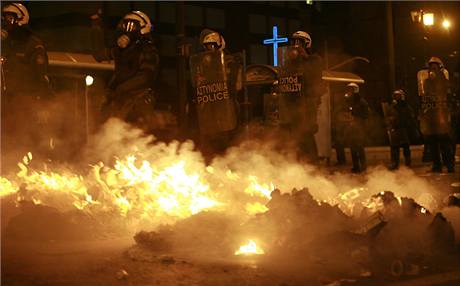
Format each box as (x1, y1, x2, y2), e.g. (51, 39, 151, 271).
(119, 11, 152, 35)
(427, 56, 444, 68)
(291, 31, 312, 50)
(200, 29, 225, 51)
(347, 82, 359, 94)
(2, 3, 29, 26)
(392, 89, 406, 101)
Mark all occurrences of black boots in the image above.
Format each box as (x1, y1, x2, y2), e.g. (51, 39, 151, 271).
(389, 145, 411, 171)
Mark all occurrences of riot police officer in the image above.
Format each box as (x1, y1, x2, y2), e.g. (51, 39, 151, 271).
(1, 3, 49, 95)
(91, 10, 159, 131)
(277, 31, 323, 163)
(384, 89, 418, 170)
(417, 57, 455, 173)
(189, 29, 240, 157)
(1, 3, 52, 159)
(344, 83, 369, 173)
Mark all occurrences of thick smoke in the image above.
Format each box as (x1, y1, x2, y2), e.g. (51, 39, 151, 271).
(2, 117, 459, 280)
(79, 118, 449, 240)
(2, 118, 450, 223)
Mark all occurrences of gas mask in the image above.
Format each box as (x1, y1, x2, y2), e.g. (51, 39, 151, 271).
(428, 63, 441, 79)
(344, 93, 353, 105)
(345, 89, 359, 102)
(1, 12, 18, 40)
(393, 93, 403, 102)
(117, 34, 131, 49)
(116, 18, 143, 49)
(201, 31, 225, 51)
(291, 38, 309, 51)
(204, 42, 218, 51)
(2, 12, 17, 29)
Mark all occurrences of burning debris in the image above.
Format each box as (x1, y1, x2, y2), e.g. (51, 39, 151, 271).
(235, 240, 265, 256)
(132, 187, 459, 281)
(115, 269, 129, 280)
(1, 120, 459, 284)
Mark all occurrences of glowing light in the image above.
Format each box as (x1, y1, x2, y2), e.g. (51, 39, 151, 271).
(423, 13, 434, 26)
(235, 240, 264, 255)
(0, 177, 18, 197)
(263, 26, 288, 66)
(85, 75, 94, 86)
(5, 153, 220, 223)
(442, 19, 451, 29)
(338, 187, 368, 215)
(244, 175, 274, 199)
(245, 202, 269, 215)
(421, 207, 426, 214)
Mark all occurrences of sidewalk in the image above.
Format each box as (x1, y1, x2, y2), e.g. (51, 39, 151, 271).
(328, 144, 460, 194)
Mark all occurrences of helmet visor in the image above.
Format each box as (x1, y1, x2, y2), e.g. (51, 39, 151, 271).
(292, 38, 306, 48)
(204, 42, 218, 51)
(118, 19, 141, 33)
(2, 12, 18, 26)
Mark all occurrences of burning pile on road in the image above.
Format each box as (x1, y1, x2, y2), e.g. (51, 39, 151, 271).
(133, 187, 458, 279)
(1, 119, 459, 280)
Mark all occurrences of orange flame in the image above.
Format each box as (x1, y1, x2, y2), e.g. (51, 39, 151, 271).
(234, 239, 265, 255)
(1, 153, 279, 227)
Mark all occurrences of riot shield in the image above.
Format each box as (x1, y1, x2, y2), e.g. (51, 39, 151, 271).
(417, 69, 451, 135)
(190, 50, 237, 135)
(276, 46, 306, 126)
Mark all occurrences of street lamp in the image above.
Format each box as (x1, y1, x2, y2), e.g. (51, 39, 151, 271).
(442, 19, 451, 29)
(85, 75, 94, 86)
(422, 12, 434, 26)
(84, 75, 94, 142)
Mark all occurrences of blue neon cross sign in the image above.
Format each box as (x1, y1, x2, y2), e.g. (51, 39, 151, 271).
(263, 26, 288, 66)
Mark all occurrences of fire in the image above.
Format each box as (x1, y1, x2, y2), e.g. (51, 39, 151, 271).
(16, 156, 94, 211)
(1, 153, 221, 224)
(244, 175, 274, 199)
(0, 177, 18, 197)
(2, 152, 280, 226)
(245, 202, 269, 215)
(91, 156, 220, 220)
(234, 239, 265, 255)
(337, 187, 368, 215)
